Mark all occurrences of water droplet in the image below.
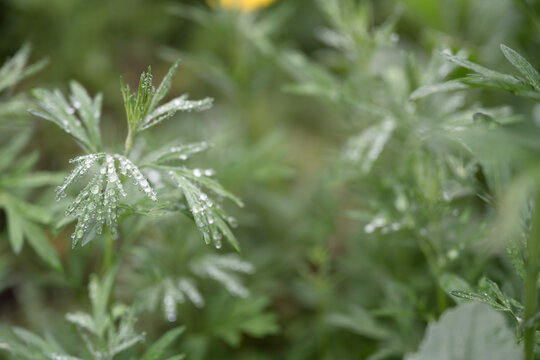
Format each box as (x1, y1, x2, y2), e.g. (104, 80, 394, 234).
(227, 217, 238, 227)
(91, 185, 100, 194)
(193, 168, 202, 177)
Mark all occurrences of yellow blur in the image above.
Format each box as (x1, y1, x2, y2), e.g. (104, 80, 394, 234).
(212, 0, 277, 12)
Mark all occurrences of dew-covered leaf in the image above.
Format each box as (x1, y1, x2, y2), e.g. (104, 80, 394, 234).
(142, 95, 213, 131)
(57, 153, 157, 246)
(500, 44, 540, 90)
(169, 170, 241, 250)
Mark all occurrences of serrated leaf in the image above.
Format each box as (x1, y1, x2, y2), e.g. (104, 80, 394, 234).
(405, 303, 522, 360)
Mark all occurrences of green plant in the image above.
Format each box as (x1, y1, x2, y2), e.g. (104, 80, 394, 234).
(0, 53, 263, 359)
(31, 62, 239, 250)
(414, 43, 540, 360)
(0, 45, 63, 270)
(0, 270, 185, 360)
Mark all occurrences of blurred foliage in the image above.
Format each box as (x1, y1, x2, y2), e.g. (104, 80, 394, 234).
(1, 0, 540, 359)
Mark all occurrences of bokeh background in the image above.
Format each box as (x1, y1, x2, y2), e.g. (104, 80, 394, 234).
(1, 0, 540, 359)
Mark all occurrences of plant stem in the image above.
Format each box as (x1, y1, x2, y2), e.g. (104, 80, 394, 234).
(524, 191, 540, 360)
(101, 231, 114, 275)
(124, 127, 135, 157)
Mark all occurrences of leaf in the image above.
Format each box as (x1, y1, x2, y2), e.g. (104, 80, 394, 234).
(440, 50, 540, 101)
(150, 60, 179, 111)
(3, 201, 24, 253)
(69, 81, 103, 149)
(326, 306, 390, 339)
(0, 44, 48, 93)
(405, 303, 522, 360)
(65, 312, 97, 334)
(1, 171, 65, 189)
(121, 67, 155, 132)
(12, 327, 62, 355)
(31, 88, 97, 153)
(142, 95, 213, 131)
(450, 290, 508, 312)
(22, 221, 62, 271)
(342, 118, 396, 174)
(142, 141, 211, 165)
(169, 170, 241, 250)
(210, 296, 279, 347)
(442, 51, 521, 86)
(9, 195, 51, 224)
(409, 80, 468, 100)
(89, 271, 116, 338)
(500, 44, 540, 90)
(438, 272, 472, 303)
(59, 153, 157, 246)
(141, 327, 184, 360)
(192, 254, 254, 298)
(0, 132, 31, 172)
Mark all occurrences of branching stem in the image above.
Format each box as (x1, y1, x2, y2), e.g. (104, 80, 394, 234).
(524, 190, 540, 360)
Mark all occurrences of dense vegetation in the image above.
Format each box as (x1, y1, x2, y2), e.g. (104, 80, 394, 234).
(1, 0, 540, 359)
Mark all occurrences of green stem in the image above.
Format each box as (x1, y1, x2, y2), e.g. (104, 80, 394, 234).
(524, 191, 540, 360)
(124, 127, 135, 157)
(101, 231, 114, 275)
